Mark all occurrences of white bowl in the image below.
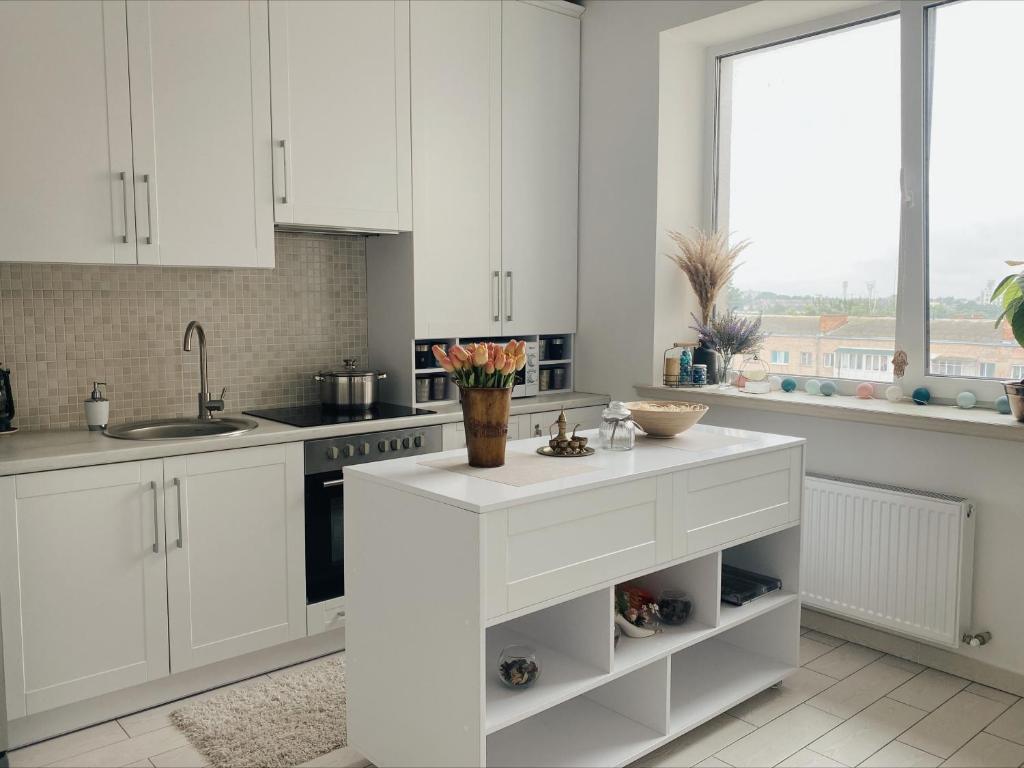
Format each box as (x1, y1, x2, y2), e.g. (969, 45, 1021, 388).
(623, 401, 709, 438)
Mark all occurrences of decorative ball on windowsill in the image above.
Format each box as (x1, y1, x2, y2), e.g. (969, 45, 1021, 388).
(819, 381, 837, 397)
(911, 386, 931, 405)
(856, 382, 874, 399)
(804, 379, 821, 395)
(781, 377, 797, 393)
(768, 375, 783, 392)
(996, 394, 1012, 415)
(885, 385, 904, 403)
(956, 391, 977, 409)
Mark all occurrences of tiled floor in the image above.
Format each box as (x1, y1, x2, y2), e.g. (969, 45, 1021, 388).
(9, 631, 1024, 768)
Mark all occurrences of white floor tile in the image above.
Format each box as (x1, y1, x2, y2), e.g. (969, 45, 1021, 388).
(890, 669, 970, 712)
(800, 637, 836, 667)
(899, 691, 1012, 759)
(117, 675, 271, 737)
(809, 697, 926, 766)
(986, 698, 1024, 746)
(965, 683, 1020, 707)
(882, 655, 926, 674)
(775, 748, 845, 768)
(859, 741, 942, 768)
(803, 632, 845, 648)
(54, 726, 188, 768)
(635, 715, 755, 768)
(804, 644, 884, 681)
(693, 759, 732, 768)
(297, 746, 372, 768)
(729, 668, 836, 727)
(806, 658, 917, 719)
(8, 722, 128, 768)
(940, 732, 1024, 768)
(148, 744, 207, 768)
(715, 705, 842, 768)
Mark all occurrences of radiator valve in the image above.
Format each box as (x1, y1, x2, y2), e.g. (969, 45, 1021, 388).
(962, 631, 992, 647)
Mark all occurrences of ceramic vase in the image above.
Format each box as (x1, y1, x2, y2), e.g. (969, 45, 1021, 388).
(460, 386, 512, 467)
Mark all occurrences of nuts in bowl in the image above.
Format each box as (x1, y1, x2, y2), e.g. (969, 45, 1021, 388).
(623, 401, 708, 438)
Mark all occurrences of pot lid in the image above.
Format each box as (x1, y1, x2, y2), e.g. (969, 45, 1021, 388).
(319, 359, 379, 377)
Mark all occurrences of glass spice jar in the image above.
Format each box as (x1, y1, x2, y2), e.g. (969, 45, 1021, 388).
(598, 401, 635, 451)
(498, 644, 540, 689)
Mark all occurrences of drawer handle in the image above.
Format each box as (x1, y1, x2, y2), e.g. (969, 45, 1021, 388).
(142, 173, 155, 245)
(118, 171, 129, 244)
(173, 477, 183, 548)
(278, 139, 290, 204)
(149, 480, 159, 553)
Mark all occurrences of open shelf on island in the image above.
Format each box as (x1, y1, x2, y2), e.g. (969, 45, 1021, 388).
(719, 589, 798, 629)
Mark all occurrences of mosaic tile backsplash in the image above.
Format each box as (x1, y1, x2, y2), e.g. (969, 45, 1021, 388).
(0, 232, 368, 431)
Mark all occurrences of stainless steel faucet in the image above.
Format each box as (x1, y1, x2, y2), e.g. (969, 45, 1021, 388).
(183, 320, 225, 420)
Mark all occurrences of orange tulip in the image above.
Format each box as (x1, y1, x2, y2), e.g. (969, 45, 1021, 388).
(494, 350, 506, 370)
(515, 353, 527, 370)
(516, 340, 526, 356)
(473, 345, 488, 366)
(431, 344, 447, 363)
(449, 345, 469, 362)
(438, 355, 455, 373)
(504, 340, 517, 355)
(501, 358, 515, 375)
(485, 361, 495, 375)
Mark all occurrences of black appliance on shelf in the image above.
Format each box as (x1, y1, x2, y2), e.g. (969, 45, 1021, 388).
(0, 365, 15, 433)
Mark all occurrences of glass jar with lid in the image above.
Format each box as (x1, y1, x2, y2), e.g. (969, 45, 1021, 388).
(598, 401, 636, 451)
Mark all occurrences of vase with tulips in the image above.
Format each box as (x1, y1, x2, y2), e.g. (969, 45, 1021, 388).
(432, 340, 528, 467)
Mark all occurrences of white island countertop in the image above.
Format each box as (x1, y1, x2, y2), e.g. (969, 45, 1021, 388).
(345, 423, 804, 514)
(0, 391, 609, 477)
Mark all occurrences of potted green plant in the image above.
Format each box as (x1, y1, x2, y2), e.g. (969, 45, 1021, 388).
(991, 260, 1024, 421)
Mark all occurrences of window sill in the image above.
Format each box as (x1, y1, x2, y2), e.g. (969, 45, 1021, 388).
(634, 384, 1024, 444)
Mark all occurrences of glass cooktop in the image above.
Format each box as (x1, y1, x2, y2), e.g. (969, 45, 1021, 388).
(244, 402, 433, 428)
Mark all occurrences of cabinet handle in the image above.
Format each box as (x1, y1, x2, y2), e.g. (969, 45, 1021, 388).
(505, 270, 513, 322)
(142, 173, 155, 245)
(322, 478, 345, 488)
(492, 271, 500, 322)
(278, 139, 290, 204)
(118, 171, 129, 244)
(173, 477, 183, 549)
(150, 480, 159, 553)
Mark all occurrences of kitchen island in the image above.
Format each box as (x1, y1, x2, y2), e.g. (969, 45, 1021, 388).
(345, 424, 805, 767)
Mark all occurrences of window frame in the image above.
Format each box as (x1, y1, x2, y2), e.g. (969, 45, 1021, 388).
(705, 0, 1007, 402)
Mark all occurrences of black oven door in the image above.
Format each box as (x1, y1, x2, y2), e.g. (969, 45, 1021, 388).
(305, 472, 345, 604)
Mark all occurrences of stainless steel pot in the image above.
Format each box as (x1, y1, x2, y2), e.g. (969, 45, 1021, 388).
(315, 359, 387, 409)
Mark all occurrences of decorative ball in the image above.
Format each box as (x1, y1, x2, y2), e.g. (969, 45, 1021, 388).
(819, 381, 837, 397)
(856, 382, 874, 399)
(804, 379, 821, 395)
(781, 377, 797, 393)
(885, 385, 904, 403)
(956, 391, 977, 409)
(911, 386, 931, 405)
(768, 375, 783, 392)
(996, 394, 1012, 414)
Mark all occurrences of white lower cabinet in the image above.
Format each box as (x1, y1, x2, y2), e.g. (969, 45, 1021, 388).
(0, 442, 304, 716)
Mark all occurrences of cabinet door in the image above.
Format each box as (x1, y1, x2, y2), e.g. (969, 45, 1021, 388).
(0, 462, 168, 718)
(127, 0, 274, 267)
(165, 443, 305, 672)
(501, 0, 580, 334)
(522, 410, 560, 439)
(0, 0, 137, 264)
(410, 0, 502, 339)
(270, 1, 411, 232)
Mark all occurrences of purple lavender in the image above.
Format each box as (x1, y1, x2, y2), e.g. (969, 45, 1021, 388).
(690, 310, 768, 358)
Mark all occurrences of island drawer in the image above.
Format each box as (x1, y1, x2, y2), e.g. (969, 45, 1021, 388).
(501, 478, 662, 612)
(674, 447, 801, 555)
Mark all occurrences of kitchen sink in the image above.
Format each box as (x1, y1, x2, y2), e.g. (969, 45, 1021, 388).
(104, 416, 259, 441)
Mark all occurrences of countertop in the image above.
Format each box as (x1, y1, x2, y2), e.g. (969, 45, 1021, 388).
(345, 423, 804, 514)
(0, 391, 609, 477)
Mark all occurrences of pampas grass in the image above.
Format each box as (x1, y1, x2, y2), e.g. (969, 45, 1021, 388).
(665, 228, 749, 324)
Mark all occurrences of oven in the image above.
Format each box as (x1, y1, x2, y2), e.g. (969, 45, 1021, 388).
(302, 425, 442, 634)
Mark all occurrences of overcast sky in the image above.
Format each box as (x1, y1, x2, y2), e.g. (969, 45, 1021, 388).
(724, 0, 1024, 303)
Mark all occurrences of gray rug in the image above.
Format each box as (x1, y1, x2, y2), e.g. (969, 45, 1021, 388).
(171, 657, 347, 768)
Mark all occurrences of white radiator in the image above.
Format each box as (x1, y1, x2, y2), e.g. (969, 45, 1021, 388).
(801, 474, 975, 648)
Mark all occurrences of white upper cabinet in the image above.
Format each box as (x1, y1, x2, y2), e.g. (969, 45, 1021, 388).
(270, 1, 412, 233)
(0, 0, 137, 264)
(410, 0, 502, 339)
(501, 0, 581, 335)
(164, 443, 305, 673)
(127, 0, 274, 267)
(0, 462, 169, 718)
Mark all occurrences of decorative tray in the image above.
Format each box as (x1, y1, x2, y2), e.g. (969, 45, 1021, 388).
(536, 445, 596, 458)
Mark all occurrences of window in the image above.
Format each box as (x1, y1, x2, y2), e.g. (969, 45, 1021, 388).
(770, 351, 789, 365)
(1013, 365, 1024, 381)
(710, 1, 1021, 398)
(718, 15, 900, 383)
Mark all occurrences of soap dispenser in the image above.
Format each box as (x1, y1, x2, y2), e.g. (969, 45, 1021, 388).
(84, 381, 109, 431)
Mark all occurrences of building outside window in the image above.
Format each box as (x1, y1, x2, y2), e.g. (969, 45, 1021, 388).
(714, 1, 1024, 398)
(770, 351, 789, 365)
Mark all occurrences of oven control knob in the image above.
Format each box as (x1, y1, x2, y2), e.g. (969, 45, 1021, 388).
(389, 438, 399, 451)
(359, 442, 370, 455)
(377, 440, 387, 453)
(343, 444, 355, 458)
(326, 446, 340, 460)
(402, 437, 411, 449)
(414, 435, 423, 448)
